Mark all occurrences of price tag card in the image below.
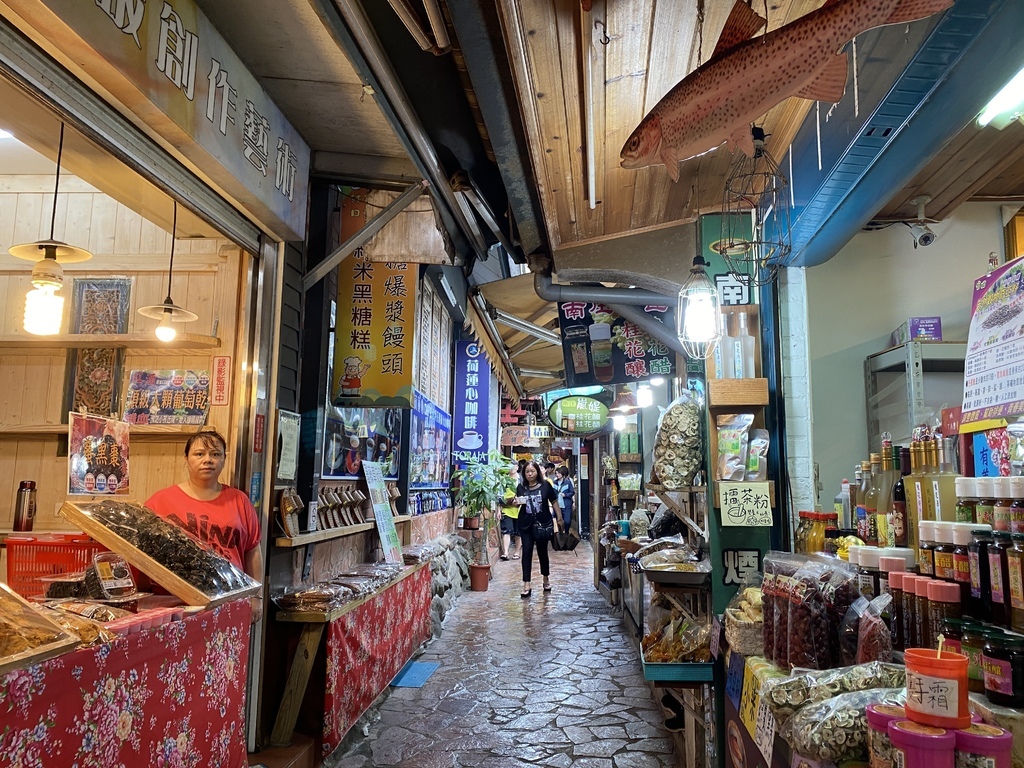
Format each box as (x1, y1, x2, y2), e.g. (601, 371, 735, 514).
(738, 661, 761, 738)
(725, 650, 744, 709)
(753, 697, 776, 764)
(710, 616, 723, 659)
(720, 482, 773, 527)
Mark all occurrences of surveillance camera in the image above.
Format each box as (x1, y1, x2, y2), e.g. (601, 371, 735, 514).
(908, 223, 937, 247)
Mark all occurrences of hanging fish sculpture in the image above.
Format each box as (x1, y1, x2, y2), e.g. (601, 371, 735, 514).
(620, 0, 955, 182)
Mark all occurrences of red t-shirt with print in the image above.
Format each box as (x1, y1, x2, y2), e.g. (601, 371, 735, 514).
(145, 485, 260, 571)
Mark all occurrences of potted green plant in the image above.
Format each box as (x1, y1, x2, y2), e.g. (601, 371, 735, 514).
(452, 450, 517, 591)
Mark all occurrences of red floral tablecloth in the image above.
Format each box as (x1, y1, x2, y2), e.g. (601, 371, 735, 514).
(0, 600, 251, 768)
(322, 564, 431, 757)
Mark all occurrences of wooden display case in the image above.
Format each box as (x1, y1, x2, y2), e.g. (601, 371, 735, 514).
(0, 581, 79, 675)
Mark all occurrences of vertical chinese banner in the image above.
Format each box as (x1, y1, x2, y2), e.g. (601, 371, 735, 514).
(452, 340, 493, 467)
(556, 302, 677, 388)
(331, 193, 417, 406)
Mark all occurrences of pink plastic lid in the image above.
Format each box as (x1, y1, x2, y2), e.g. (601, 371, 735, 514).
(880, 556, 907, 572)
(954, 724, 1012, 756)
(867, 703, 906, 731)
(888, 720, 955, 749)
(916, 577, 935, 597)
(927, 581, 962, 603)
(890, 571, 906, 590)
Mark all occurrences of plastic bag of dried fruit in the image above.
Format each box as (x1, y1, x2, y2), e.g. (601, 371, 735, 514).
(761, 661, 905, 726)
(652, 390, 703, 490)
(761, 552, 804, 667)
(780, 687, 905, 763)
(785, 560, 832, 670)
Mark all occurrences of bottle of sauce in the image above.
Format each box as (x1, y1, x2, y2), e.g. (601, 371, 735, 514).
(932, 521, 957, 583)
(968, 527, 994, 622)
(859, 546, 881, 598)
(864, 454, 882, 546)
(918, 520, 936, 577)
(1011, 476, 1024, 534)
(877, 442, 896, 545)
(952, 523, 973, 608)
(891, 447, 911, 547)
(1007, 532, 1024, 633)
(927, 581, 962, 648)
(857, 460, 872, 543)
(922, 439, 940, 521)
(964, 622, 995, 693)
(990, 531, 1013, 628)
(902, 574, 923, 648)
(588, 322, 614, 382)
(956, 476, 978, 524)
(934, 437, 961, 522)
(976, 477, 996, 527)
(906, 443, 924, 547)
(994, 477, 1013, 533)
(915, 576, 934, 650)
(890, 570, 906, 650)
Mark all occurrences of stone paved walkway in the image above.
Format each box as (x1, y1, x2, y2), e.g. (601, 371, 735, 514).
(331, 543, 679, 767)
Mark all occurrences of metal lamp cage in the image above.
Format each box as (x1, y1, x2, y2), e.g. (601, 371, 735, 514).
(716, 127, 793, 286)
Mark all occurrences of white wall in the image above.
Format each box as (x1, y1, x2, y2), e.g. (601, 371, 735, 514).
(807, 202, 1006, 508)
(780, 266, 816, 523)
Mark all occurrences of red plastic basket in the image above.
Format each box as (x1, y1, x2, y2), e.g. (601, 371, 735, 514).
(5, 534, 107, 598)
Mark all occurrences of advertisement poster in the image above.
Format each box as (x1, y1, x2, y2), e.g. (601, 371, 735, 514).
(409, 390, 452, 489)
(548, 395, 609, 435)
(331, 193, 417, 407)
(68, 413, 130, 495)
(452, 340, 493, 467)
(962, 257, 1024, 427)
(323, 407, 402, 480)
(123, 369, 211, 425)
(362, 461, 402, 565)
(557, 302, 676, 388)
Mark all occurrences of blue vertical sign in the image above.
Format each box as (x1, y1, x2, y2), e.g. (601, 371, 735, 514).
(452, 340, 493, 467)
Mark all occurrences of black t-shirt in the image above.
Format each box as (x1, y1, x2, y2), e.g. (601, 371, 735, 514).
(516, 481, 558, 531)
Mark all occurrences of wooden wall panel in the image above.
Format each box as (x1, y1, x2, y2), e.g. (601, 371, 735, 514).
(0, 179, 247, 536)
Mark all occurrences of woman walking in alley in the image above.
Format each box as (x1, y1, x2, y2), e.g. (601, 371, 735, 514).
(513, 460, 561, 598)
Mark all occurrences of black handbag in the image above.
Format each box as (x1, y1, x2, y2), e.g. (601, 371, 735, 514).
(532, 520, 554, 542)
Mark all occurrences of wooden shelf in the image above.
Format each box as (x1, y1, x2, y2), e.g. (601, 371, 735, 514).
(0, 423, 206, 437)
(274, 514, 410, 547)
(707, 378, 768, 409)
(275, 522, 374, 547)
(275, 562, 427, 623)
(0, 333, 220, 352)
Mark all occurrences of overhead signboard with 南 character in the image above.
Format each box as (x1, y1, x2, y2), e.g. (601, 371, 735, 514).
(557, 302, 676, 388)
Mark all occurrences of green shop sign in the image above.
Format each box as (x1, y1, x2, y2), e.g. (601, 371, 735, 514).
(548, 396, 609, 434)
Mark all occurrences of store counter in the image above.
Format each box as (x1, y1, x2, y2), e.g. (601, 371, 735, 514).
(271, 562, 432, 760)
(0, 598, 251, 767)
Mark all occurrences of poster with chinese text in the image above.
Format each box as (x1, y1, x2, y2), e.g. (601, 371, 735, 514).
(557, 302, 677, 388)
(362, 461, 402, 564)
(123, 369, 211, 425)
(331, 194, 417, 407)
(409, 390, 452, 489)
(962, 256, 1024, 427)
(452, 340, 493, 467)
(69, 413, 130, 495)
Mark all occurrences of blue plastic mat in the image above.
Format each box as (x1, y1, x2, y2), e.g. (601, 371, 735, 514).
(391, 661, 440, 688)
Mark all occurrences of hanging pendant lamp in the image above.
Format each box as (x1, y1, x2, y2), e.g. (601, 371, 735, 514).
(137, 201, 197, 341)
(717, 126, 793, 286)
(610, 384, 638, 414)
(9, 123, 93, 335)
(676, 255, 722, 361)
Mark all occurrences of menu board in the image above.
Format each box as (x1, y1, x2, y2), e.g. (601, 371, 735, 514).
(557, 302, 677, 388)
(962, 256, 1024, 427)
(409, 390, 451, 489)
(362, 461, 402, 564)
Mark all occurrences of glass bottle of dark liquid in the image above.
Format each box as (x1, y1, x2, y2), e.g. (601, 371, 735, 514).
(890, 448, 910, 547)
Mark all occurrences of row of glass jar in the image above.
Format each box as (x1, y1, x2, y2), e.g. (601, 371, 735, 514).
(936, 617, 1024, 708)
(954, 475, 1024, 529)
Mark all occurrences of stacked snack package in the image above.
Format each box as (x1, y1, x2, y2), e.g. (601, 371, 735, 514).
(786, 561, 832, 670)
(762, 553, 802, 667)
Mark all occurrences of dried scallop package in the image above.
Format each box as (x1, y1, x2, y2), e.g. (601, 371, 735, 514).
(652, 391, 703, 489)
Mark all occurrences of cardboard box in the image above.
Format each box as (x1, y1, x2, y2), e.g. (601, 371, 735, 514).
(890, 316, 942, 347)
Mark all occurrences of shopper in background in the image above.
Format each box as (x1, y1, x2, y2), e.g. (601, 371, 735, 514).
(553, 465, 576, 531)
(146, 429, 264, 622)
(543, 461, 557, 486)
(500, 464, 521, 561)
(513, 460, 561, 598)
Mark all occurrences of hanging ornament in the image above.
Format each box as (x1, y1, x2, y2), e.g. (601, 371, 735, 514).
(716, 126, 793, 286)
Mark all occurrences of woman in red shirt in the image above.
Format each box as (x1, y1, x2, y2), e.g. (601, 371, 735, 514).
(146, 430, 264, 621)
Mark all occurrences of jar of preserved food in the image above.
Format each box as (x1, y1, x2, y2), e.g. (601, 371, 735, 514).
(994, 477, 1014, 532)
(962, 622, 993, 694)
(1011, 477, 1024, 534)
(927, 581, 962, 648)
(902, 574, 923, 649)
(983, 633, 1024, 707)
(915, 577, 933, 651)
(859, 546, 881, 598)
(867, 704, 906, 768)
(951, 523, 973, 608)
(976, 477, 996, 528)
(933, 522, 956, 582)
(955, 476, 977, 524)
(954, 724, 1013, 768)
(939, 617, 964, 654)
(989, 531, 1013, 628)
(1006, 533, 1024, 633)
(969, 527, 994, 622)
(890, 571, 906, 650)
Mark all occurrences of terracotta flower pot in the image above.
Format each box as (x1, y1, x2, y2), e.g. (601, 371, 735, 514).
(462, 515, 481, 530)
(469, 563, 491, 591)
